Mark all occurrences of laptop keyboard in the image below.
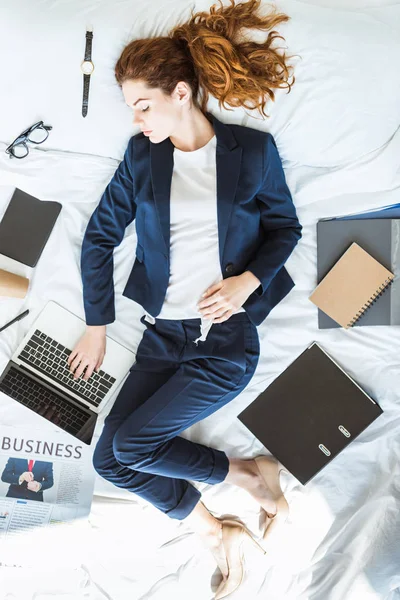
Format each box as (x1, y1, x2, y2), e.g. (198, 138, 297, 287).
(17, 330, 116, 408)
(0, 365, 91, 436)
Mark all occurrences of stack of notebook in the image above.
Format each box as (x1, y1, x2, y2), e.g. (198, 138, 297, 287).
(310, 208, 400, 329)
(238, 205, 393, 485)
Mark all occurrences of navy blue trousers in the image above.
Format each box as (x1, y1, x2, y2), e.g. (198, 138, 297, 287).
(92, 312, 260, 520)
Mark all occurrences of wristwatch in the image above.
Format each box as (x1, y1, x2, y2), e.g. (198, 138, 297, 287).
(81, 28, 94, 117)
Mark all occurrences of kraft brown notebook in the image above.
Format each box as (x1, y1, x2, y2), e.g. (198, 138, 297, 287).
(309, 242, 394, 329)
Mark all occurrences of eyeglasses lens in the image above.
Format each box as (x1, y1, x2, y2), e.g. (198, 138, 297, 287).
(28, 126, 48, 143)
(10, 144, 28, 158)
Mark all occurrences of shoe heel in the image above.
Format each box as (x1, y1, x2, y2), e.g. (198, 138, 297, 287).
(243, 530, 266, 555)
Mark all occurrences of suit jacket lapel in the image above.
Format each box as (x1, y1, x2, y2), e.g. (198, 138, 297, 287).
(150, 137, 174, 256)
(212, 114, 242, 263)
(149, 113, 242, 261)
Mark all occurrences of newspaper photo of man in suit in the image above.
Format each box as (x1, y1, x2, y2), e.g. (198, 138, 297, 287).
(1, 458, 54, 502)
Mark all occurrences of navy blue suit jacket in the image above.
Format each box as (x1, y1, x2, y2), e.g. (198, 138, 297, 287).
(81, 113, 302, 327)
(1, 458, 54, 501)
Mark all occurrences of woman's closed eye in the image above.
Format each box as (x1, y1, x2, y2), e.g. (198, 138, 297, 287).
(141, 106, 149, 112)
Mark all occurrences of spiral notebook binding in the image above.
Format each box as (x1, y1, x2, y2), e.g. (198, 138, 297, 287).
(347, 277, 394, 328)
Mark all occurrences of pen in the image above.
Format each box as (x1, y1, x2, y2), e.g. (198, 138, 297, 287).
(0, 309, 30, 333)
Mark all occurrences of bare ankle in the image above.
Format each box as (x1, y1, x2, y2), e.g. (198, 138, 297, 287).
(200, 518, 221, 542)
(185, 500, 221, 537)
(225, 458, 261, 490)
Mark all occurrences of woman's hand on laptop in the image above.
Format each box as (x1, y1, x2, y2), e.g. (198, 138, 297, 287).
(67, 325, 106, 381)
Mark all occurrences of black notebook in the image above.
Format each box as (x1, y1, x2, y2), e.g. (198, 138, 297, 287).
(238, 343, 383, 485)
(0, 188, 62, 268)
(317, 218, 400, 328)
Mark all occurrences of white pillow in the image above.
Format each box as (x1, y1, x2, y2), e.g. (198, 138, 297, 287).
(0, 0, 399, 166)
(0, 0, 195, 160)
(241, 0, 400, 167)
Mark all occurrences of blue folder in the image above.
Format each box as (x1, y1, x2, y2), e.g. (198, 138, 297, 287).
(329, 203, 400, 221)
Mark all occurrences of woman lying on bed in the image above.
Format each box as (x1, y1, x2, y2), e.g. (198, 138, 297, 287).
(67, 1, 302, 597)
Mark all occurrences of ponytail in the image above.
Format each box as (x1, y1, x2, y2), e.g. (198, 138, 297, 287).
(115, 0, 294, 117)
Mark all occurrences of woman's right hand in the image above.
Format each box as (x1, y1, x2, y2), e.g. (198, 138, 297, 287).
(67, 326, 106, 381)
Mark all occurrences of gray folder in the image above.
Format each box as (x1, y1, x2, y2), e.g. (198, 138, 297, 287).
(0, 188, 62, 268)
(317, 219, 400, 328)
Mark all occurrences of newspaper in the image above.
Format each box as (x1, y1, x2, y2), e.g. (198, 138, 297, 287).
(0, 424, 95, 566)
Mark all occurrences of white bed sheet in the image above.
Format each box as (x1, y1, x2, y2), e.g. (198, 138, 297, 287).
(1, 0, 400, 598)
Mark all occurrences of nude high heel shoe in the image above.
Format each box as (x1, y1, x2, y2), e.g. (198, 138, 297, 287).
(214, 519, 266, 600)
(254, 456, 290, 547)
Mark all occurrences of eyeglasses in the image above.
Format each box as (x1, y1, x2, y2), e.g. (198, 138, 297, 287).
(5, 121, 53, 159)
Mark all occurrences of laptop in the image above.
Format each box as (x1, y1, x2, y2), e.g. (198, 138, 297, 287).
(0, 301, 136, 445)
(238, 342, 383, 485)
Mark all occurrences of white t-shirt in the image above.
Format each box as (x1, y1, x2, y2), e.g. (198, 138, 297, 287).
(145, 134, 245, 343)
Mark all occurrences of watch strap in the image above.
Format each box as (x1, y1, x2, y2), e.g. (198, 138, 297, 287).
(84, 31, 93, 61)
(82, 74, 90, 117)
(82, 29, 93, 118)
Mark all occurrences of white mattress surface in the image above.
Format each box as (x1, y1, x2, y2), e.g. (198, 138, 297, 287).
(0, 0, 400, 598)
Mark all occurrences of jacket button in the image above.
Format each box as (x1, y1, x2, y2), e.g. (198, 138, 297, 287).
(225, 263, 234, 274)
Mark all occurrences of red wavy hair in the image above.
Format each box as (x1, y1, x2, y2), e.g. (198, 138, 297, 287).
(115, 0, 295, 118)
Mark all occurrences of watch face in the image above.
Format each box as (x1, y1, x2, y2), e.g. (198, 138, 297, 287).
(81, 61, 94, 75)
